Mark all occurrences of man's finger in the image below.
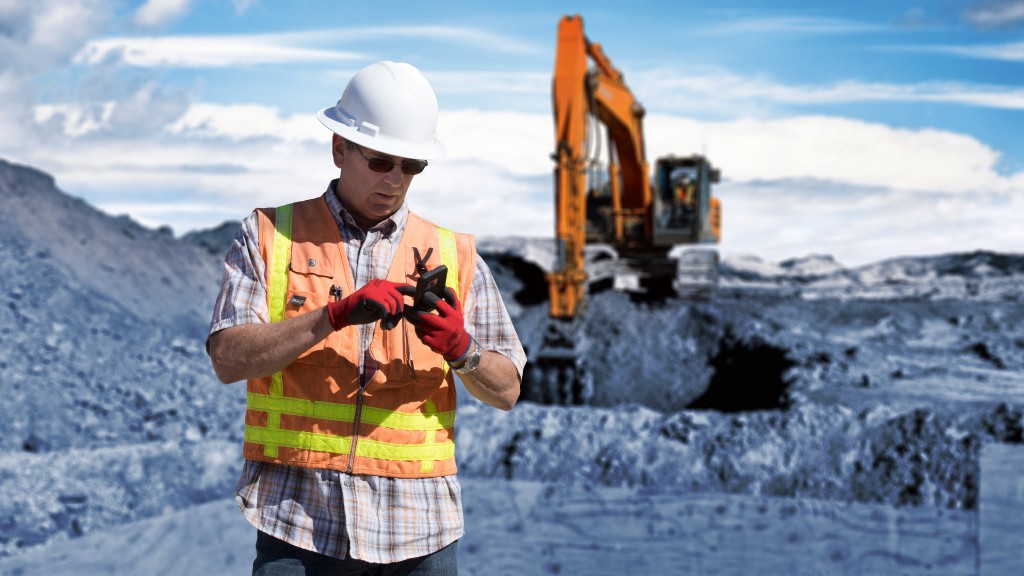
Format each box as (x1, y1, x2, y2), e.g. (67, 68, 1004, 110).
(364, 298, 387, 317)
(423, 292, 441, 309)
(443, 287, 457, 309)
(385, 288, 404, 314)
(408, 309, 444, 330)
(433, 298, 455, 317)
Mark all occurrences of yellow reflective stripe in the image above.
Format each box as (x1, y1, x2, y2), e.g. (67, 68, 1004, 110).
(247, 393, 454, 431)
(358, 436, 454, 462)
(437, 226, 458, 382)
(437, 226, 459, 299)
(269, 204, 293, 325)
(265, 203, 293, 458)
(265, 407, 281, 458)
(247, 425, 351, 455)
(245, 426, 455, 462)
(420, 399, 439, 473)
(249, 393, 355, 421)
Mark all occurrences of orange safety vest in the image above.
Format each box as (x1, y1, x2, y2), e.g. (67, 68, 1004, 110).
(242, 196, 476, 478)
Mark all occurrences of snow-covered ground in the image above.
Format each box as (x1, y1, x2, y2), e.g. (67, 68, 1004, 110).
(0, 475, 992, 576)
(1, 158, 1023, 574)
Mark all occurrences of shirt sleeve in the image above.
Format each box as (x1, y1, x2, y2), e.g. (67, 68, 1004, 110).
(208, 212, 269, 336)
(462, 254, 527, 379)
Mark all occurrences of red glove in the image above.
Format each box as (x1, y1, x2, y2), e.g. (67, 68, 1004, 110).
(404, 287, 472, 362)
(327, 279, 407, 330)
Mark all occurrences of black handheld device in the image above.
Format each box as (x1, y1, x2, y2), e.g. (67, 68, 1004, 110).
(413, 265, 448, 312)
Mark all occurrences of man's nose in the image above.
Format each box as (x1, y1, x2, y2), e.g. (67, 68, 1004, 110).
(383, 165, 404, 185)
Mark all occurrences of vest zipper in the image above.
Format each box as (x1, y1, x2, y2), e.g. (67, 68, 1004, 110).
(347, 383, 366, 474)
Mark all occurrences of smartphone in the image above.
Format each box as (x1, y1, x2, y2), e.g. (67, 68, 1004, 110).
(414, 265, 448, 312)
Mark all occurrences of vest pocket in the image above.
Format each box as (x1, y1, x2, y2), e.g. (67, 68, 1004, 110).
(283, 289, 328, 361)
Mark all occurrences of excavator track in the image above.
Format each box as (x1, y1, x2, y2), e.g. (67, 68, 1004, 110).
(673, 247, 720, 301)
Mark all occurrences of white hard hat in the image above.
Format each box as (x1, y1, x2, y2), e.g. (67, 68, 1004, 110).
(318, 61, 446, 161)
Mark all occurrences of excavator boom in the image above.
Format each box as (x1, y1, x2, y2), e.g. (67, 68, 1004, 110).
(551, 15, 658, 319)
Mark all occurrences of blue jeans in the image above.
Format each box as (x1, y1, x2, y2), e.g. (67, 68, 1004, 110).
(252, 530, 459, 576)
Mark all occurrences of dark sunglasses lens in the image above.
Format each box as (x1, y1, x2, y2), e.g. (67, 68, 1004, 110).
(367, 158, 395, 173)
(400, 161, 427, 175)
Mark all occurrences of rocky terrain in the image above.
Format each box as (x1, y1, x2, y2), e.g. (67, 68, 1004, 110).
(470, 241, 1024, 511)
(0, 157, 1022, 561)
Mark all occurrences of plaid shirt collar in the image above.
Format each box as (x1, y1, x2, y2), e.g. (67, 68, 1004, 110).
(324, 179, 407, 241)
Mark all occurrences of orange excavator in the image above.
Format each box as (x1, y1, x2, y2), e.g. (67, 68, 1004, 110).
(525, 14, 723, 405)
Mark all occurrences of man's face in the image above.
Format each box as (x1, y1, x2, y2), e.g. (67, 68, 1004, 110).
(332, 135, 418, 227)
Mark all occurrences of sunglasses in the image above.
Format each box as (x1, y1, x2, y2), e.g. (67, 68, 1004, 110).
(354, 144, 428, 176)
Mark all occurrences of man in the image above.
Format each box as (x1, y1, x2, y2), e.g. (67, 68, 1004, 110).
(208, 60, 525, 575)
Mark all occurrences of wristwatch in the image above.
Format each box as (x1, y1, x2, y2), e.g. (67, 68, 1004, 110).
(452, 339, 482, 375)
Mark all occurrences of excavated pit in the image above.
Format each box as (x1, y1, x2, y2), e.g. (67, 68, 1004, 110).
(488, 250, 798, 413)
(688, 330, 798, 412)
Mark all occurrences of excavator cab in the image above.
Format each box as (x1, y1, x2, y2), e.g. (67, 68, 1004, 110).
(652, 155, 721, 246)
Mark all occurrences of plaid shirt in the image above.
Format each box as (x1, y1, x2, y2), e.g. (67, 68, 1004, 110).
(209, 182, 526, 563)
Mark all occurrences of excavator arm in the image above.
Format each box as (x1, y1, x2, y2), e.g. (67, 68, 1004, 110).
(549, 14, 589, 320)
(550, 14, 651, 320)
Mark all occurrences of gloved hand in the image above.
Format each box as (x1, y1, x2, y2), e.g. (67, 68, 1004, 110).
(326, 279, 408, 330)
(403, 287, 472, 362)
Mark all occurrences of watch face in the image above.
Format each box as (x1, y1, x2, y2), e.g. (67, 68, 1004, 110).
(457, 343, 481, 374)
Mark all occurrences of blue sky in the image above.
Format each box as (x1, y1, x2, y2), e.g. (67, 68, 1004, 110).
(2, 0, 1023, 265)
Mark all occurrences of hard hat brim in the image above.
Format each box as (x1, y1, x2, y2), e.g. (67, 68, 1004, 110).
(318, 107, 447, 161)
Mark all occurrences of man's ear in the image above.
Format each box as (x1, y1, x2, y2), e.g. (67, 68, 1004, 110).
(332, 134, 346, 169)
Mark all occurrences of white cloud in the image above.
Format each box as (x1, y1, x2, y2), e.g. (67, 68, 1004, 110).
(409, 160, 553, 239)
(30, 80, 192, 139)
(425, 71, 549, 95)
(438, 109, 551, 177)
(701, 16, 886, 35)
(0, 0, 117, 154)
(231, 0, 258, 16)
(72, 24, 538, 70)
(35, 102, 116, 137)
(33, 135, 338, 233)
(166, 103, 324, 143)
(964, 1, 1024, 28)
(644, 114, 1014, 194)
(75, 35, 365, 67)
(274, 26, 541, 55)
(632, 68, 1024, 114)
(907, 41, 1024, 63)
(0, 0, 112, 68)
(133, 0, 191, 29)
(718, 179, 1024, 266)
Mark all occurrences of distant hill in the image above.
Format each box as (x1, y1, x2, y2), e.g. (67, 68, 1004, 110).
(0, 159, 223, 325)
(182, 220, 239, 258)
(0, 158, 244, 451)
(720, 251, 1024, 301)
(0, 159, 243, 557)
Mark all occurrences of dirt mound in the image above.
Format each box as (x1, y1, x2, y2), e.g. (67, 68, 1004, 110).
(457, 401, 1023, 510)
(476, 250, 1024, 511)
